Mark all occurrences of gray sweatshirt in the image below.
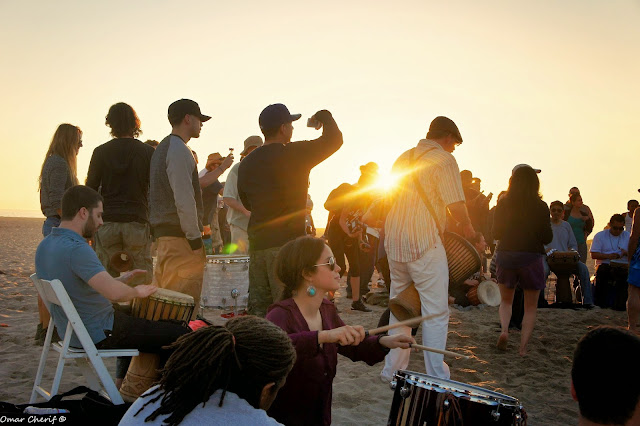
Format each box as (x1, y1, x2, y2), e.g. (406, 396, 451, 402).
(149, 134, 203, 250)
(40, 154, 74, 217)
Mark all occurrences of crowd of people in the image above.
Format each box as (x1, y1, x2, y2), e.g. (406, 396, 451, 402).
(34, 101, 640, 425)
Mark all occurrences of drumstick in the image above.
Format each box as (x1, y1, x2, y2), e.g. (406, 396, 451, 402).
(365, 314, 436, 337)
(410, 343, 470, 359)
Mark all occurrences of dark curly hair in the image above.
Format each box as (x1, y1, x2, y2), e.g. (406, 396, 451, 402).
(105, 102, 142, 138)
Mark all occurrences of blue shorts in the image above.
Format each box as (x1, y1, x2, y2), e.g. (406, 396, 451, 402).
(629, 260, 640, 287)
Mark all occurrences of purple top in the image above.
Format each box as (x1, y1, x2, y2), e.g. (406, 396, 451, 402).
(266, 298, 388, 426)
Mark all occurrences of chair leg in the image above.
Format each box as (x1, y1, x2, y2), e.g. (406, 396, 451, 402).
(49, 352, 67, 398)
(88, 357, 124, 405)
(31, 320, 55, 403)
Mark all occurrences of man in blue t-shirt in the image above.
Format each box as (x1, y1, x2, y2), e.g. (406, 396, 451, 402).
(35, 185, 190, 385)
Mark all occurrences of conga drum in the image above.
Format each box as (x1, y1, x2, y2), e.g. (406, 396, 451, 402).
(119, 289, 194, 402)
(547, 251, 579, 303)
(390, 232, 482, 321)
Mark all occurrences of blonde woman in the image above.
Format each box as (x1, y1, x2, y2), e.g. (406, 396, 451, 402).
(36, 123, 82, 343)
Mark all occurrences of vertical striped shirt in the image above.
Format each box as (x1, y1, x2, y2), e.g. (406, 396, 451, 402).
(384, 139, 465, 263)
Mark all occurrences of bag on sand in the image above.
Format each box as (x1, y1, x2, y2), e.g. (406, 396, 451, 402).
(0, 386, 131, 425)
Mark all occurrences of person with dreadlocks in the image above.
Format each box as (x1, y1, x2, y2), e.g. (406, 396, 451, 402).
(266, 236, 415, 426)
(119, 316, 296, 426)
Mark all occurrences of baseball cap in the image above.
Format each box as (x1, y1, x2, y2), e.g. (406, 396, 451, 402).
(512, 164, 541, 175)
(429, 116, 463, 142)
(259, 104, 301, 131)
(240, 135, 264, 156)
(168, 99, 211, 124)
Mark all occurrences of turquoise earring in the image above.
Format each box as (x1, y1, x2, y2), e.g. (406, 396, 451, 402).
(306, 285, 316, 297)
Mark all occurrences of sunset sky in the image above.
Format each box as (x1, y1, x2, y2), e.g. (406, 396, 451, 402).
(1, 0, 638, 232)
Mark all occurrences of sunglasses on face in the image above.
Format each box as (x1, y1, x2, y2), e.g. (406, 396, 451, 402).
(314, 256, 336, 271)
(611, 226, 624, 231)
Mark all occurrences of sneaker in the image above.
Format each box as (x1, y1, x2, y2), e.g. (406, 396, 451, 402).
(351, 299, 372, 312)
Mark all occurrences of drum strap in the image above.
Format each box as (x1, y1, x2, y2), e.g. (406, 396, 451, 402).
(411, 147, 443, 239)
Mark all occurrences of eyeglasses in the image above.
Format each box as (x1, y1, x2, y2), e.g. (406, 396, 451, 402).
(314, 256, 336, 271)
(611, 226, 624, 231)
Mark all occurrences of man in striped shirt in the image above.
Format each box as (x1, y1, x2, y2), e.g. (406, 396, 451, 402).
(381, 116, 475, 381)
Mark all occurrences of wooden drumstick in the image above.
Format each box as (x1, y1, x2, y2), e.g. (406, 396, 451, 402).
(365, 314, 436, 337)
(410, 343, 470, 359)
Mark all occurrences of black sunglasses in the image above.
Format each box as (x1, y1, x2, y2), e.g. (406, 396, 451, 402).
(314, 256, 336, 271)
(611, 226, 624, 231)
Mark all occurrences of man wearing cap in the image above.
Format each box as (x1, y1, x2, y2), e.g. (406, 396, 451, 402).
(237, 104, 342, 317)
(381, 116, 474, 381)
(149, 99, 211, 318)
(223, 135, 263, 254)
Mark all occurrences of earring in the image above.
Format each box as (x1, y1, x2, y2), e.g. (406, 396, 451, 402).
(306, 285, 316, 297)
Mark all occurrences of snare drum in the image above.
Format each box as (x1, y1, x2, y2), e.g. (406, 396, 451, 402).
(119, 289, 194, 403)
(389, 371, 527, 425)
(201, 255, 250, 308)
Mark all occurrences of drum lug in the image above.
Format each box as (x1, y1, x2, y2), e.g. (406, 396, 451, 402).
(222, 265, 227, 272)
(491, 408, 501, 422)
(389, 380, 397, 390)
(399, 386, 411, 398)
(443, 399, 450, 409)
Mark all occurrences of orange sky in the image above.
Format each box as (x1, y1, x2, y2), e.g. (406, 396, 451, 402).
(1, 1, 638, 232)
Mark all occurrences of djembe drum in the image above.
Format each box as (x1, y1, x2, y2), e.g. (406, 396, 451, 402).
(390, 232, 482, 321)
(119, 288, 194, 402)
(547, 251, 579, 303)
(466, 280, 501, 307)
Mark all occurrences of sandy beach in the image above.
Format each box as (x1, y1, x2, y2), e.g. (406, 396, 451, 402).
(0, 217, 628, 425)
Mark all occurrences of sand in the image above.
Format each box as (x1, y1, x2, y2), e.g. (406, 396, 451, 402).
(0, 217, 629, 425)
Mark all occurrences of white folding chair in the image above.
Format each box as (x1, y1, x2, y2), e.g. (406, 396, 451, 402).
(30, 274, 138, 405)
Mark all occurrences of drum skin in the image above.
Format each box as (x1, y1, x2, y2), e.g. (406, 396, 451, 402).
(390, 232, 482, 321)
(388, 370, 527, 426)
(119, 289, 195, 403)
(201, 255, 250, 308)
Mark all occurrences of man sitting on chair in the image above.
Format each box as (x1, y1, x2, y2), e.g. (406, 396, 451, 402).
(35, 186, 190, 382)
(545, 200, 594, 306)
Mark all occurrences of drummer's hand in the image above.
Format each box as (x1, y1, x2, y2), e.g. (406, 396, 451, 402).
(117, 269, 147, 284)
(464, 279, 480, 287)
(319, 325, 364, 346)
(621, 249, 628, 257)
(379, 334, 416, 350)
(134, 284, 157, 298)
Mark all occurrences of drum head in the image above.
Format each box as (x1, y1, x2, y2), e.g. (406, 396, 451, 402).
(151, 288, 195, 304)
(477, 281, 501, 307)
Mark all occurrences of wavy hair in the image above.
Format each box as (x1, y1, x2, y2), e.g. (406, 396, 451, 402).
(38, 123, 81, 190)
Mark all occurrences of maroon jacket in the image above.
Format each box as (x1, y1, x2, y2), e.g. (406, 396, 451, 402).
(266, 298, 388, 426)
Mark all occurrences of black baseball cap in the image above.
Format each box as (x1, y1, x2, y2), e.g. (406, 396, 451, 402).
(168, 99, 211, 124)
(259, 103, 301, 131)
(428, 116, 463, 142)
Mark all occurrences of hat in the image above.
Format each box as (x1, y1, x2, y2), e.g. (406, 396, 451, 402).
(168, 99, 211, 124)
(359, 162, 379, 175)
(259, 104, 301, 131)
(512, 164, 541, 175)
(240, 135, 264, 156)
(428, 116, 463, 142)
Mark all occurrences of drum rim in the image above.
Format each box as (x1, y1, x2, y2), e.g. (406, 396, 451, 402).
(147, 288, 195, 304)
(395, 370, 521, 406)
(206, 254, 250, 264)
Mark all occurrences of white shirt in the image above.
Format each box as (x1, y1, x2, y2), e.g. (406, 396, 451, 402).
(590, 229, 631, 266)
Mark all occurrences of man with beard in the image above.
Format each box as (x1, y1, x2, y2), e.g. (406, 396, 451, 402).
(35, 186, 190, 369)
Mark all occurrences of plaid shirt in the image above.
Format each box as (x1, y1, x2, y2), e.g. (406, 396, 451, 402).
(384, 139, 465, 262)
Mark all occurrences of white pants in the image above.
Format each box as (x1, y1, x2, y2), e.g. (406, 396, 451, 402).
(381, 242, 451, 381)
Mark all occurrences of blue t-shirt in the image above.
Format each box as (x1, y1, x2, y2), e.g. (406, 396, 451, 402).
(35, 227, 113, 347)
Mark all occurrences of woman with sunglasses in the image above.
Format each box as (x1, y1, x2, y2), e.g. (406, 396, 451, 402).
(266, 236, 414, 426)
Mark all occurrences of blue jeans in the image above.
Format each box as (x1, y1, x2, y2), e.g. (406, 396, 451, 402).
(543, 258, 593, 304)
(42, 216, 61, 237)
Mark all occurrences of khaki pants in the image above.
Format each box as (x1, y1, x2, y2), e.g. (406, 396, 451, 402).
(152, 236, 205, 320)
(230, 224, 249, 254)
(94, 222, 153, 283)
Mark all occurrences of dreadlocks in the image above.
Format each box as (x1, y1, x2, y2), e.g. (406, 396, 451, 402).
(135, 316, 296, 426)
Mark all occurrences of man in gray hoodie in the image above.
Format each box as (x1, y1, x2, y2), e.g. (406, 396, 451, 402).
(149, 99, 210, 318)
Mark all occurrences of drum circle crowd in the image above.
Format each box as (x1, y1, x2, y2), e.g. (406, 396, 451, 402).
(33, 101, 640, 425)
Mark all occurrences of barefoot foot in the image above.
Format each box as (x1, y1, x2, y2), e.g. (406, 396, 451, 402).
(497, 333, 508, 351)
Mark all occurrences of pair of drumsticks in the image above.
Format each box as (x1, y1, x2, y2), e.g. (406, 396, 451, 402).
(365, 314, 470, 360)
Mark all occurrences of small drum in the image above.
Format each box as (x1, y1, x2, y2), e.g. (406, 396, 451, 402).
(131, 288, 195, 322)
(547, 251, 579, 303)
(389, 371, 527, 425)
(390, 232, 482, 321)
(119, 289, 194, 403)
(201, 255, 250, 309)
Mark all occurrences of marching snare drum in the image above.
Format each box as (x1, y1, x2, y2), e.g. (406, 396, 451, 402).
(201, 255, 250, 309)
(389, 371, 527, 425)
(119, 289, 194, 403)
